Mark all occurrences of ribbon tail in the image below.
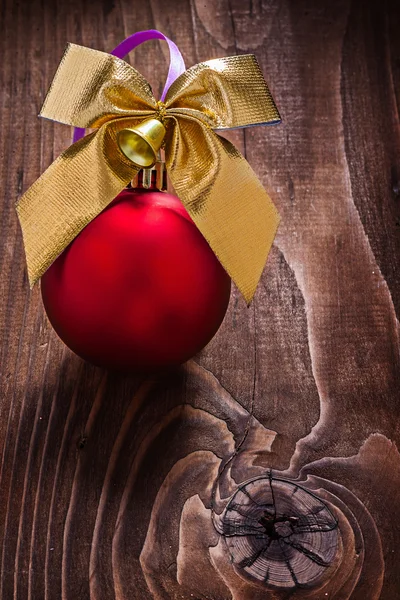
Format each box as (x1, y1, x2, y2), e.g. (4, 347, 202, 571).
(16, 124, 139, 286)
(166, 119, 280, 304)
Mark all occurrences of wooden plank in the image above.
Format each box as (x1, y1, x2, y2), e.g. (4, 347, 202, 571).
(0, 0, 399, 598)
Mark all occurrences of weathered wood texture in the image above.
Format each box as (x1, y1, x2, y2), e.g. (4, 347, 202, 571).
(1, 0, 400, 598)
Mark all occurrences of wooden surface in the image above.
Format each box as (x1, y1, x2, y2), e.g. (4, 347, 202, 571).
(1, 0, 400, 598)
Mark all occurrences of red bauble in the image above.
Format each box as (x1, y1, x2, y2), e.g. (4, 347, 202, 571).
(41, 188, 231, 370)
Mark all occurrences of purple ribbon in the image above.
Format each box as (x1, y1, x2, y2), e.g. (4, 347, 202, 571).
(73, 30, 186, 143)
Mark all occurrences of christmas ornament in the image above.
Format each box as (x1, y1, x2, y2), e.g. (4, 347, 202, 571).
(41, 165, 231, 370)
(16, 29, 281, 370)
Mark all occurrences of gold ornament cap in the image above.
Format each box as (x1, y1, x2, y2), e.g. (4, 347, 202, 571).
(131, 160, 167, 191)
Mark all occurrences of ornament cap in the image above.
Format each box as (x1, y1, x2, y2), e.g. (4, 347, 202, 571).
(131, 160, 167, 191)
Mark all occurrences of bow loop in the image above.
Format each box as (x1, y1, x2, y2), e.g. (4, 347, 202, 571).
(165, 55, 280, 130)
(40, 43, 157, 129)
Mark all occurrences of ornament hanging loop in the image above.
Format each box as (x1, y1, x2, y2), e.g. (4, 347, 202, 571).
(117, 118, 166, 168)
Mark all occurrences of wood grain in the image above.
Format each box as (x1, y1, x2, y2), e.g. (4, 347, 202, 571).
(1, 0, 399, 598)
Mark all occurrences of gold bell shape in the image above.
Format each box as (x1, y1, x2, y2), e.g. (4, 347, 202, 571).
(117, 118, 166, 168)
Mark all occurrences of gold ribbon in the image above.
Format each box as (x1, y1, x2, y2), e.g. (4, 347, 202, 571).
(16, 43, 280, 303)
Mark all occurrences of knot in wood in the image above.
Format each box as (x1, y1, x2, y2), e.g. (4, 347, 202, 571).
(219, 474, 339, 589)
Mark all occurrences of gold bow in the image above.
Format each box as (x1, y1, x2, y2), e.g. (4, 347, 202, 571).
(16, 43, 280, 303)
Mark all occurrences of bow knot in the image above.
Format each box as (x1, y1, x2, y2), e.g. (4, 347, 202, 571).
(155, 100, 167, 123)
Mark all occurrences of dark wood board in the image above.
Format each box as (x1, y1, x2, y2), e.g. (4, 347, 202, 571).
(0, 0, 399, 598)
